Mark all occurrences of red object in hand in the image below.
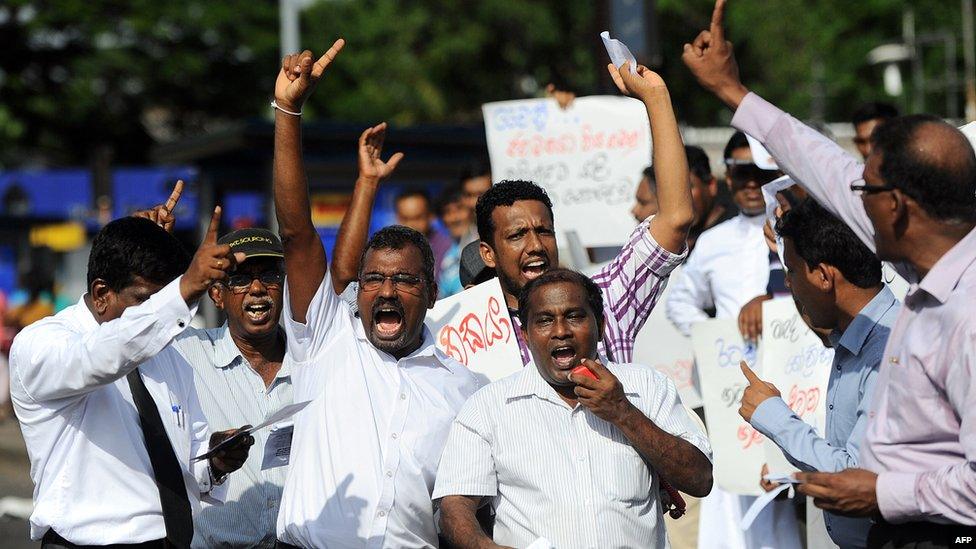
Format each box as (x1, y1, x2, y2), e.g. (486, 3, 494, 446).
(571, 365, 598, 381)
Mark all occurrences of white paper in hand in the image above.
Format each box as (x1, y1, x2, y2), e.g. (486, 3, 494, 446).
(740, 483, 793, 530)
(763, 473, 802, 485)
(600, 31, 638, 74)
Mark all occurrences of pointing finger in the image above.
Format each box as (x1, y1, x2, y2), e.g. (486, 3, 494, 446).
(164, 180, 184, 213)
(740, 360, 762, 385)
(710, 0, 727, 43)
(205, 206, 222, 245)
(312, 38, 345, 78)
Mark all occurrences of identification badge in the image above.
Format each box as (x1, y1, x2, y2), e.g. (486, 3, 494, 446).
(261, 424, 294, 470)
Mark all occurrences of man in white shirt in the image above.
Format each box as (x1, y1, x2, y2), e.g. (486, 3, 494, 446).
(174, 228, 293, 549)
(271, 41, 484, 548)
(9, 210, 252, 548)
(666, 131, 777, 337)
(434, 268, 712, 548)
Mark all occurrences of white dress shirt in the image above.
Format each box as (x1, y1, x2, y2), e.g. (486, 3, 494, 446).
(276, 273, 485, 548)
(432, 361, 712, 549)
(8, 277, 226, 544)
(174, 325, 293, 549)
(666, 213, 770, 336)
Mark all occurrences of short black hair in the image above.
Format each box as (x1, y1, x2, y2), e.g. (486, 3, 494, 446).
(871, 115, 976, 223)
(359, 225, 436, 285)
(724, 131, 750, 161)
(852, 102, 899, 126)
(435, 183, 465, 218)
(475, 180, 554, 244)
(641, 166, 657, 194)
(87, 217, 191, 291)
(395, 187, 431, 207)
(686, 145, 713, 183)
(775, 199, 882, 288)
(517, 268, 605, 327)
(459, 157, 492, 185)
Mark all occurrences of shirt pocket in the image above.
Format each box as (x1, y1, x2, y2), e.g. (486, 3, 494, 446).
(599, 445, 654, 505)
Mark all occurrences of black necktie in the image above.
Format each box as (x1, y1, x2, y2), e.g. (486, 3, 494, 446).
(126, 369, 193, 548)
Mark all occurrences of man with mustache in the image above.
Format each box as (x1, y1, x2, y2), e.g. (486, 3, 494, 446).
(433, 268, 712, 548)
(475, 60, 694, 369)
(270, 40, 484, 548)
(168, 228, 294, 549)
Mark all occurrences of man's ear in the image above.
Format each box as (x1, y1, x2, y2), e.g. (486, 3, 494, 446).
(891, 189, 912, 237)
(208, 285, 225, 310)
(427, 280, 438, 309)
(707, 176, 719, 196)
(815, 263, 835, 292)
(89, 279, 113, 316)
(480, 241, 497, 269)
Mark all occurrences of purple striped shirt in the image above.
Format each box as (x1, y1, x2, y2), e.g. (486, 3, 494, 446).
(512, 218, 687, 365)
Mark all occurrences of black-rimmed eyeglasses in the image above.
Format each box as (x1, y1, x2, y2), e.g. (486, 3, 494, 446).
(849, 178, 896, 196)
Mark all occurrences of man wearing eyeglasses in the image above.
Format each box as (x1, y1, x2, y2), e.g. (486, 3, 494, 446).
(270, 41, 485, 548)
(683, 0, 976, 544)
(169, 227, 293, 548)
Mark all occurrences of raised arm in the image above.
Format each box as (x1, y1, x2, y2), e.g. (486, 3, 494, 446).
(330, 123, 404, 294)
(273, 39, 345, 323)
(682, 0, 877, 255)
(607, 63, 693, 253)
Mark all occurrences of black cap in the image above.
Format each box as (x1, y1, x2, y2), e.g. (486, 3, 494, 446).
(217, 228, 284, 261)
(459, 240, 494, 287)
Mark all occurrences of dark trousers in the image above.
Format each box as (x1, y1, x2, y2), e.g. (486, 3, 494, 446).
(867, 521, 976, 548)
(275, 542, 302, 549)
(41, 530, 167, 549)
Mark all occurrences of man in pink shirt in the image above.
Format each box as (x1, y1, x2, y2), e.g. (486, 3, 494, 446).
(683, 1, 976, 545)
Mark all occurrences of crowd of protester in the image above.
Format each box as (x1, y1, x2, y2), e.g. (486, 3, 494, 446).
(3, 1, 975, 548)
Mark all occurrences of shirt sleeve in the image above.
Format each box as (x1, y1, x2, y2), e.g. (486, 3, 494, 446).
(591, 217, 687, 361)
(432, 394, 498, 500)
(646, 370, 712, 460)
(730, 94, 881, 248)
(750, 397, 852, 472)
(282, 269, 351, 362)
(876, 327, 976, 524)
(185, 371, 229, 505)
(665, 250, 712, 338)
(10, 277, 195, 403)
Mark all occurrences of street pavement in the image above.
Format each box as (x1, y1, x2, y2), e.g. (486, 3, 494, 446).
(0, 418, 35, 548)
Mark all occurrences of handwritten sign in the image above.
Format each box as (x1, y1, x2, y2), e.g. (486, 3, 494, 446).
(425, 278, 523, 382)
(482, 96, 651, 247)
(760, 298, 833, 474)
(632, 265, 702, 408)
(692, 319, 764, 496)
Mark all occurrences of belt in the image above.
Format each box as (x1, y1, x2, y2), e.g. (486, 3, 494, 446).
(41, 530, 167, 549)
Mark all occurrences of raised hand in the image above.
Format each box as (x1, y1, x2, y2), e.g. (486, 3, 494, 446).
(606, 62, 667, 102)
(681, 0, 748, 109)
(274, 38, 346, 113)
(738, 360, 781, 422)
(132, 180, 184, 233)
(179, 207, 247, 304)
(358, 122, 404, 182)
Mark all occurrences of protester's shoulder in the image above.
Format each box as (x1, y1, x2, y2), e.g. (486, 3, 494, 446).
(433, 349, 490, 395)
(692, 216, 739, 252)
(609, 362, 678, 402)
(458, 368, 524, 411)
(10, 306, 80, 355)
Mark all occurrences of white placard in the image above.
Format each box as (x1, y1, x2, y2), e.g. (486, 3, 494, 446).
(692, 319, 764, 496)
(632, 266, 702, 408)
(482, 96, 651, 247)
(426, 278, 523, 382)
(760, 298, 833, 474)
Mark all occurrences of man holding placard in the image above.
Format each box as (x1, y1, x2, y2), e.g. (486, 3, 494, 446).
(738, 199, 898, 548)
(685, 0, 976, 542)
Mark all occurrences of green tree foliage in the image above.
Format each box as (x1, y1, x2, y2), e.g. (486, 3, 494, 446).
(0, 0, 965, 168)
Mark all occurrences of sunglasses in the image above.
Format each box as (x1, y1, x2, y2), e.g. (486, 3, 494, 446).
(223, 271, 284, 293)
(726, 162, 780, 188)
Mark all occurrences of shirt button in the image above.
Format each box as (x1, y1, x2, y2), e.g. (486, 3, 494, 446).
(400, 393, 407, 400)
(828, 404, 834, 410)
(835, 365, 841, 371)
(378, 510, 386, 517)
(178, 320, 185, 328)
(386, 470, 393, 478)
(391, 433, 398, 439)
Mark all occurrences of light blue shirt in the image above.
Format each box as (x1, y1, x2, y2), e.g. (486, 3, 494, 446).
(751, 285, 899, 548)
(173, 325, 294, 549)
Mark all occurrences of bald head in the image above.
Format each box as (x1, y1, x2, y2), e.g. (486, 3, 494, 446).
(872, 115, 976, 224)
